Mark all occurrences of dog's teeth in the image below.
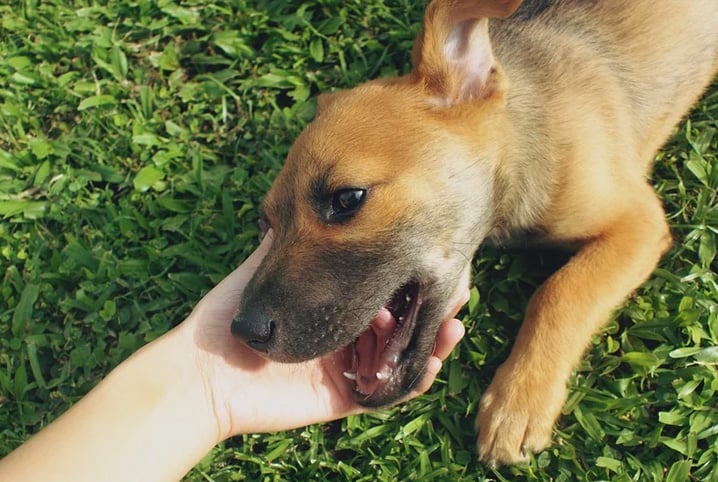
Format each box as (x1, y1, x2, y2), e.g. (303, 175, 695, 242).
(343, 371, 357, 380)
(375, 372, 387, 380)
(398, 316, 404, 322)
(405, 294, 412, 302)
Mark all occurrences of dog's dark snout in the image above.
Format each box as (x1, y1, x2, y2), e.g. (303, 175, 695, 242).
(231, 314, 275, 351)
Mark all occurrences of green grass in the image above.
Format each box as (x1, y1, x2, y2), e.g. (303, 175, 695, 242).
(1, 1, 717, 480)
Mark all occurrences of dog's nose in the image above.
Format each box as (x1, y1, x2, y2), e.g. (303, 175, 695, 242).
(231, 314, 275, 351)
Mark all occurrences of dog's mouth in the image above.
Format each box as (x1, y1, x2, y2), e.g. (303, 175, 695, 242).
(343, 280, 423, 402)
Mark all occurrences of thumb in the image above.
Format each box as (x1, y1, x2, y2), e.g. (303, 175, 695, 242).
(194, 231, 274, 319)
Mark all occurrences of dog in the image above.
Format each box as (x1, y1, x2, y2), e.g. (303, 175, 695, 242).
(231, 0, 718, 466)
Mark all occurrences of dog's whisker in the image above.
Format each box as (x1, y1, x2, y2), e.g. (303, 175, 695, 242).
(408, 351, 436, 391)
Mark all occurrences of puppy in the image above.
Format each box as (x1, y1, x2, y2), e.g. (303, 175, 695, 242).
(232, 0, 718, 465)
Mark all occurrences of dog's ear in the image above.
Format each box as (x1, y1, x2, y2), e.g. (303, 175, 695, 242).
(411, 0, 521, 105)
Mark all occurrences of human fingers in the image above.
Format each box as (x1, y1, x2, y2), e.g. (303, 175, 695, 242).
(403, 317, 465, 397)
(450, 287, 471, 318)
(186, 231, 274, 330)
(433, 317, 465, 361)
(203, 230, 274, 304)
(408, 356, 444, 396)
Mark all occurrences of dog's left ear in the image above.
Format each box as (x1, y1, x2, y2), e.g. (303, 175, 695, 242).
(411, 0, 521, 105)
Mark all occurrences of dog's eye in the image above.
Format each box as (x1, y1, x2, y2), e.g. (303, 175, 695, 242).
(330, 188, 367, 221)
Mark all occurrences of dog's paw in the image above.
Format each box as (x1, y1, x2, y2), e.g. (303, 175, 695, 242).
(475, 362, 566, 466)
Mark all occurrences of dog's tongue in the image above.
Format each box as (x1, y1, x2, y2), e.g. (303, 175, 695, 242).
(354, 307, 399, 395)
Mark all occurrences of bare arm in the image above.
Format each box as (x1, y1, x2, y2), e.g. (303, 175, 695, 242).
(0, 234, 466, 482)
(0, 328, 219, 482)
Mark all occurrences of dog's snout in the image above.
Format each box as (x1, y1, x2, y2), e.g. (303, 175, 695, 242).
(231, 314, 275, 352)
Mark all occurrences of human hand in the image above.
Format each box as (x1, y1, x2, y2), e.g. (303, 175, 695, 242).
(179, 232, 466, 441)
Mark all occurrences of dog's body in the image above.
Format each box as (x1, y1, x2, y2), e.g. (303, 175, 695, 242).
(232, 0, 718, 465)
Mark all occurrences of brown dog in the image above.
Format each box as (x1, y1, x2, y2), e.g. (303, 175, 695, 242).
(231, 0, 718, 466)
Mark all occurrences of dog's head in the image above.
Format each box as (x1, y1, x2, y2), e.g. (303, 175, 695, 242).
(232, 0, 521, 406)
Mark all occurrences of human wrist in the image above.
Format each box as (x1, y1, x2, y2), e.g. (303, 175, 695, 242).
(120, 325, 224, 454)
(171, 309, 242, 443)
(160, 324, 227, 441)
(0, 323, 224, 482)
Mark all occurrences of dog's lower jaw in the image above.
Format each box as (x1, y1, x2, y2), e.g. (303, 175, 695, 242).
(346, 264, 473, 407)
(345, 281, 424, 405)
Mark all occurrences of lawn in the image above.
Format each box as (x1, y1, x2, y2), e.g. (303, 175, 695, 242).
(1, 1, 717, 481)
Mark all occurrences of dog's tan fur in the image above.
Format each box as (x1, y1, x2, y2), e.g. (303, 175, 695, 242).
(236, 0, 718, 465)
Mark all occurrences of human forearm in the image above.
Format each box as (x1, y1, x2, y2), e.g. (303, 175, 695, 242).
(0, 328, 217, 482)
(0, 232, 466, 482)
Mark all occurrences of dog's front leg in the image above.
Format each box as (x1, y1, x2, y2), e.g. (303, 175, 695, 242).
(476, 186, 672, 466)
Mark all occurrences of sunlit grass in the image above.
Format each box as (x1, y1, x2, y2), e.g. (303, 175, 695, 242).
(1, 2, 716, 480)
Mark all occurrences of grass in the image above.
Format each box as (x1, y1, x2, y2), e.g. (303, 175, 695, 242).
(1, 1, 717, 480)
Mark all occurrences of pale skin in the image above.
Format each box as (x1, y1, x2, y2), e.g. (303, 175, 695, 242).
(0, 232, 466, 482)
